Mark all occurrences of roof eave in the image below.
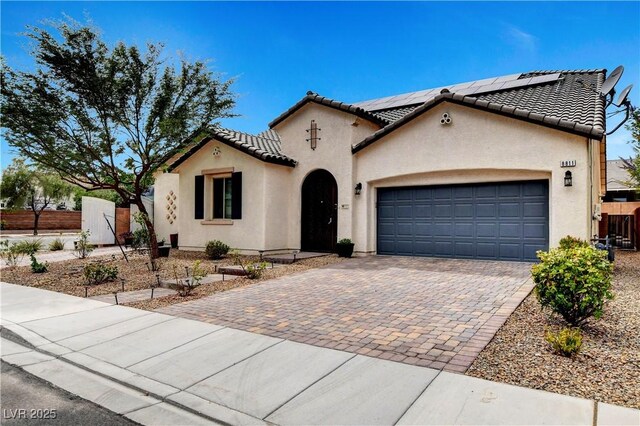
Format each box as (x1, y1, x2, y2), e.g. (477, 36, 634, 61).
(352, 94, 605, 154)
(167, 132, 296, 172)
(269, 93, 388, 129)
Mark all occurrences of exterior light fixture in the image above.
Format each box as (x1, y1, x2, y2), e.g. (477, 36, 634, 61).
(354, 182, 363, 195)
(564, 171, 573, 187)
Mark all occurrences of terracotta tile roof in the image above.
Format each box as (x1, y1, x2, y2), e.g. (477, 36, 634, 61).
(476, 71, 606, 134)
(352, 69, 607, 153)
(268, 91, 389, 129)
(167, 127, 296, 171)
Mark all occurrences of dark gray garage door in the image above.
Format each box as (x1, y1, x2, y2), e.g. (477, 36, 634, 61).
(377, 181, 548, 261)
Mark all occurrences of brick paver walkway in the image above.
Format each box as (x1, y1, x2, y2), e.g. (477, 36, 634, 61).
(157, 256, 534, 372)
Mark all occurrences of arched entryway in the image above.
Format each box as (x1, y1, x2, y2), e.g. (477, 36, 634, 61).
(301, 169, 338, 252)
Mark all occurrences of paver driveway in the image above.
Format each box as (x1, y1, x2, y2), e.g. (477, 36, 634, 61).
(158, 256, 534, 372)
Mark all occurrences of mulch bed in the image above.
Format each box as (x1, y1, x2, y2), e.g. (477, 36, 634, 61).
(467, 250, 640, 409)
(0, 249, 345, 310)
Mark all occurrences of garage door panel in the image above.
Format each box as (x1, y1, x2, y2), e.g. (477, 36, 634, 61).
(455, 204, 474, 218)
(395, 240, 414, 255)
(377, 181, 548, 261)
(523, 223, 546, 239)
(523, 182, 547, 196)
(378, 205, 395, 218)
(476, 185, 497, 198)
(397, 205, 413, 218)
(499, 183, 521, 197)
(434, 187, 452, 199)
(414, 241, 433, 255)
(414, 205, 432, 218)
(434, 222, 453, 237)
(476, 242, 498, 258)
(499, 223, 521, 238)
(453, 186, 473, 199)
(477, 223, 497, 238)
(396, 190, 412, 201)
(499, 203, 520, 217)
(455, 223, 474, 238)
(454, 242, 475, 257)
(523, 202, 546, 218)
(524, 244, 546, 260)
(435, 241, 454, 256)
(499, 243, 522, 260)
(414, 222, 432, 236)
(414, 188, 433, 200)
(397, 223, 413, 236)
(476, 203, 497, 218)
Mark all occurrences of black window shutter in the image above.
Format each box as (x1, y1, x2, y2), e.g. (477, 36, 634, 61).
(231, 172, 242, 219)
(213, 178, 224, 219)
(194, 175, 204, 219)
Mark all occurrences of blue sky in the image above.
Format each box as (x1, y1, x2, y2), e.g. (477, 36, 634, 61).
(1, 1, 639, 169)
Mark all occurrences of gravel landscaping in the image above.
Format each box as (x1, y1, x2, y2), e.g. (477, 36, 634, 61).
(0, 249, 345, 310)
(467, 250, 640, 409)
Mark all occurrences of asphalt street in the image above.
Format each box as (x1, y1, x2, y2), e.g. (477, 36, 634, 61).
(1, 361, 136, 426)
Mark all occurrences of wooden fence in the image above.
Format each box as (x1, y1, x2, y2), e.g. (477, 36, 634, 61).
(0, 210, 82, 231)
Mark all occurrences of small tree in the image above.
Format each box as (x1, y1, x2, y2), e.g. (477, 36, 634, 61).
(1, 18, 235, 258)
(0, 158, 73, 235)
(621, 109, 639, 191)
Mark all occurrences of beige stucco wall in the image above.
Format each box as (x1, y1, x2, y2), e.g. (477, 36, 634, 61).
(172, 138, 270, 251)
(160, 99, 600, 257)
(153, 173, 179, 242)
(274, 103, 380, 249)
(353, 102, 594, 253)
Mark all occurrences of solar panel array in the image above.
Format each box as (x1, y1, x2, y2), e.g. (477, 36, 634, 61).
(353, 73, 561, 111)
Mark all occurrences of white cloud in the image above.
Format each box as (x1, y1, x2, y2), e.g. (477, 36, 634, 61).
(504, 24, 538, 52)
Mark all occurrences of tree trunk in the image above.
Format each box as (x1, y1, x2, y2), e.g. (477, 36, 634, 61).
(33, 212, 40, 236)
(135, 198, 158, 259)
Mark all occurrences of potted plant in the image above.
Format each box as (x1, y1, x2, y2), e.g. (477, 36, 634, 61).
(336, 238, 355, 258)
(158, 245, 170, 258)
(158, 238, 166, 247)
(120, 231, 134, 247)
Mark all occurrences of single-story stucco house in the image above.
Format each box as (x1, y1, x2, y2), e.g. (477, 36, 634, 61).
(153, 69, 609, 261)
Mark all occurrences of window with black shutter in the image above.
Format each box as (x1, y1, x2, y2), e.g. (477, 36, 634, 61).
(194, 175, 204, 219)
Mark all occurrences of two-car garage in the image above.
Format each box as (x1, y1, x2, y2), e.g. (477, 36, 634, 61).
(376, 180, 549, 261)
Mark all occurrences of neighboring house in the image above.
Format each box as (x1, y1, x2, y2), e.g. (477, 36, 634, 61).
(603, 159, 638, 202)
(601, 159, 640, 249)
(153, 69, 609, 261)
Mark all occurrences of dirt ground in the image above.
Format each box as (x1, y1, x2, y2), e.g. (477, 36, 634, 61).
(467, 250, 640, 409)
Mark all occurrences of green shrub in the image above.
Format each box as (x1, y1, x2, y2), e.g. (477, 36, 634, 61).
(131, 227, 150, 251)
(558, 235, 589, 250)
(83, 262, 118, 285)
(205, 240, 229, 260)
(171, 260, 205, 296)
(532, 245, 614, 326)
(245, 262, 267, 279)
(337, 238, 352, 245)
(75, 231, 95, 259)
(49, 237, 65, 251)
(545, 328, 583, 357)
(0, 219, 6, 230)
(29, 254, 48, 273)
(13, 239, 42, 255)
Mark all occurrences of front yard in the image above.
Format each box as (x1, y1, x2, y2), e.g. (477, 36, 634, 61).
(0, 250, 345, 310)
(467, 250, 640, 409)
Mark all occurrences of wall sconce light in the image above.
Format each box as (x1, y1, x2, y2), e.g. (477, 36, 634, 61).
(564, 170, 573, 187)
(354, 182, 362, 195)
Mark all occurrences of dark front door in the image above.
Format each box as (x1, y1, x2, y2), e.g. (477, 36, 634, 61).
(301, 170, 338, 252)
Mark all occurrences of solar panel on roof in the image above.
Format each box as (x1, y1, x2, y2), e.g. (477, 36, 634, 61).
(353, 72, 561, 112)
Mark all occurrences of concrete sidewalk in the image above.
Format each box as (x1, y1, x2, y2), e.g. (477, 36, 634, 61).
(1, 282, 638, 426)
